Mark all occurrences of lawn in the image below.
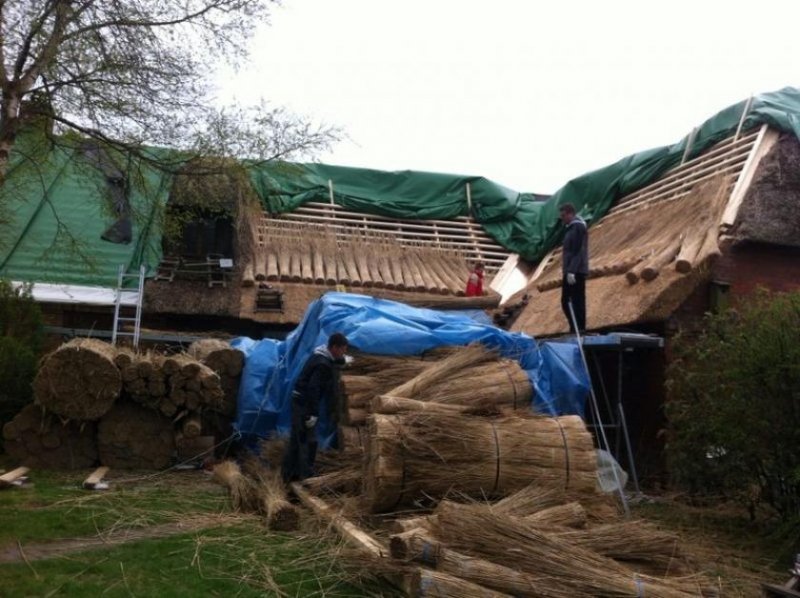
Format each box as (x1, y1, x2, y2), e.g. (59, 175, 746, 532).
(0, 463, 791, 597)
(0, 466, 393, 597)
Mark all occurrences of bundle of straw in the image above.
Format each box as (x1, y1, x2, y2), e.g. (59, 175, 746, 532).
(391, 528, 570, 598)
(431, 501, 707, 597)
(386, 344, 496, 399)
(363, 413, 597, 512)
(492, 483, 621, 523)
(33, 338, 121, 420)
(212, 460, 259, 512)
(243, 452, 300, 531)
(556, 520, 688, 575)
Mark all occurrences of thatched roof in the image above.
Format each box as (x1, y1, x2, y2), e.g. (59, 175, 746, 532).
(512, 176, 730, 336)
(733, 133, 800, 248)
(511, 126, 800, 337)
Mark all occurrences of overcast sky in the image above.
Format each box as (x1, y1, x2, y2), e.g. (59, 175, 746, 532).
(216, 0, 800, 194)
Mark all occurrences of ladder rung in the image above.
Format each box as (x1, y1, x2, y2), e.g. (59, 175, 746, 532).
(117, 317, 138, 322)
(114, 332, 136, 337)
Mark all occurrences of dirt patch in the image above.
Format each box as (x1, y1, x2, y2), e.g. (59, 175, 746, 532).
(0, 513, 245, 564)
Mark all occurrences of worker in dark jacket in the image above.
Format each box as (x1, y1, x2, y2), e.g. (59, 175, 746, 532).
(283, 332, 349, 482)
(559, 203, 589, 334)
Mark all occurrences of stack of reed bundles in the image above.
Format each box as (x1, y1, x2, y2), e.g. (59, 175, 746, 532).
(187, 339, 244, 416)
(362, 412, 597, 512)
(33, 338, 121, 420)
(377, 343, 533, 414)
(119, 351, 167, 411)
(162, 353, 225, 415)
(2, 403, 98, 469)
(420, 501, 708, 597)
(97, 400, 175, 469)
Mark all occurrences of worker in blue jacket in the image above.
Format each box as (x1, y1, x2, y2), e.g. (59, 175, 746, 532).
(559, 203, 589, 334)
(283, 332, 349, 482)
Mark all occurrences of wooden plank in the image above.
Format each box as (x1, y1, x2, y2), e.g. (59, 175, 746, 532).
(615, 153, 748, 210)
(83, 466, 110, 490)
(0, 467, 30, 489)
(291, 483, 387, 558)
(722, 126, 779, 226)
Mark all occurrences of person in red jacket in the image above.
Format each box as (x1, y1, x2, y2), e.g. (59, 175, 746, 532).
(465, 262, 485, 297)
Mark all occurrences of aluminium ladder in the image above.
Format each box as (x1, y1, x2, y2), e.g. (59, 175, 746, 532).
(111, 264, 146, 348)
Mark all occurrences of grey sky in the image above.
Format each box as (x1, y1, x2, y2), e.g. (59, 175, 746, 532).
(217, 0, 800, 194)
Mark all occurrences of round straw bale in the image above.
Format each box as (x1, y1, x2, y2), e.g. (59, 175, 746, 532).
(33, 339, 121, 420)
(3, 404, 98, 469)
(98, 401, 175, 469)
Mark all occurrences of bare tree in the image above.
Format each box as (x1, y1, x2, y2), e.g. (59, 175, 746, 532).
(0, 1, 338, 181)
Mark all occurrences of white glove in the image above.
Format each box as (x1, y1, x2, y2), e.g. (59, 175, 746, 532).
(305, 415, 318, 428)
(344, 355, 354, 366)
(566, 273, 576, 285)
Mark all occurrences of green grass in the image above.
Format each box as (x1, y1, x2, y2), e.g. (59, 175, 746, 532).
(0, 525, 389, 597)
(0, 468, 230, 546)
(0, 465, 394, 596)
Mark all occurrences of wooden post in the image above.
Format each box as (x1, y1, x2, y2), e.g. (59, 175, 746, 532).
(0, 466, 30, 489)
(83, 466, 110, 490)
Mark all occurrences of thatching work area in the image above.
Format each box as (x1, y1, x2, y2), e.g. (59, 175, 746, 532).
(246, 215, 486, 296)
(513, 175, 732, 336)
(251, 342, 724, 596)
(3, 338, 245, 470)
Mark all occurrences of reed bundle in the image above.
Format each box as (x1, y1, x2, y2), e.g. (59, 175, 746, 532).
(386, 344, 496, 399)
(431, 501, 707, 597)
(391, 528, 572, 598)
(492, 483, 621, 523)
(419, 360, 532, 410)
(187, 339, 244, 416)
(120, 352, 167, 411)
(243, 456, 300, 531)
(340, 375, 377, 409)
(525, 501, 587, 529)
(363, 413, 597, 512)
(302, 468, 363, 495)
(371, 395, 471, 416)
(33, 338, 121, 420)
(97, 400, 175, 469)
(407, 568, 512, 598)
(212, 460, 259, 512)
(2, 403, 97, 469)
(162, 353, 225, 415)
(557, 520, 688, 574)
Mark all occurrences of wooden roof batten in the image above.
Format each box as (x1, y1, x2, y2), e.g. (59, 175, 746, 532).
(521, 124, 779, 294)
(258, 189, 511, 273)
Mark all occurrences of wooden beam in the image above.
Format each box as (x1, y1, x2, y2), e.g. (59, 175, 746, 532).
(722, 126, 779, 226)
(290, 483, 387, 558)
(0, 467, 30, 489)
(82, 466, 110, 490)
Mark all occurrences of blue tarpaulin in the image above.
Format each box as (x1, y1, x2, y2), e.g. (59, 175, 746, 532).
(232, 293, 589, 446)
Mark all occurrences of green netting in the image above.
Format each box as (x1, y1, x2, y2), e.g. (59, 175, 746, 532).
(247, 87, 800, 261)
(0, 135, 171, 288)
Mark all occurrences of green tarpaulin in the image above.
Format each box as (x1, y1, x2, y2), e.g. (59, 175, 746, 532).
(0, 135, 171, 288)
(248, 87, 800, 262)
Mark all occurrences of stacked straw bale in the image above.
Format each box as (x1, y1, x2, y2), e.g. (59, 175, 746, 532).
(162, 353, 225, 415)
(363, 413, 597, 512)
(97, 401, 175, 469)
(2, 404, 97, 469)
(119, 352, 167, 410)
(187, 339, 243, 416)
(422, 501, 705, 597)
(33, 338, 121, 420)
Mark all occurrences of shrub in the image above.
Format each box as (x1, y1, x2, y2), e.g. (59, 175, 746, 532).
(665, 289, 800, 519)
(0, 280, 43, 446)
